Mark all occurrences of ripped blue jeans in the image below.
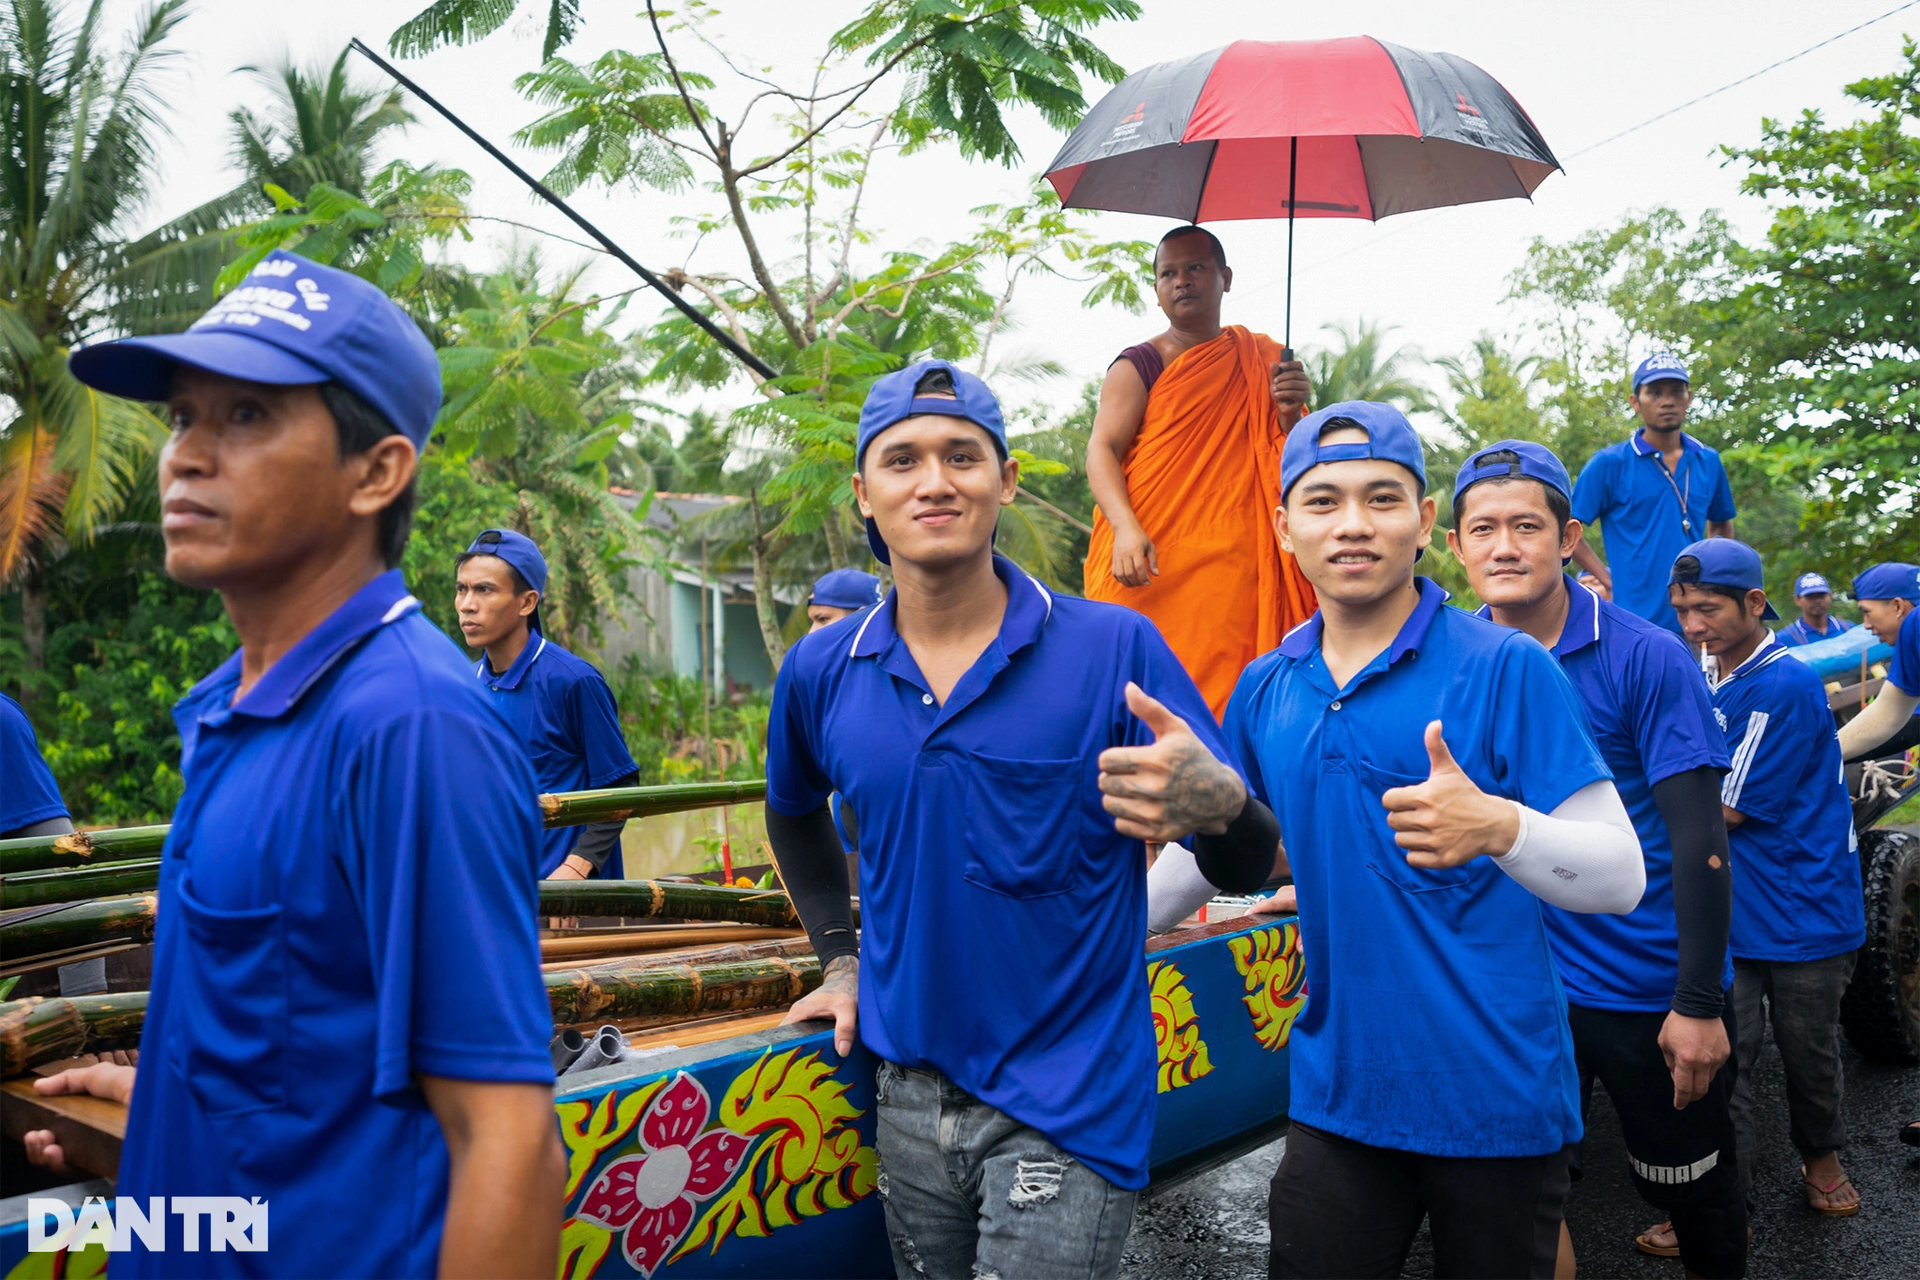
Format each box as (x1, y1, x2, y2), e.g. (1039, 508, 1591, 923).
(873, 1059, 1137, 1280)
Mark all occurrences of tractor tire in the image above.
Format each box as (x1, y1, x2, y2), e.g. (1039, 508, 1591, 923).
(1839, 826, 1920, 1063)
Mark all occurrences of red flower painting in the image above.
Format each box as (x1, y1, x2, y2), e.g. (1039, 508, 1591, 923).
(575, 1073, 753, 1277)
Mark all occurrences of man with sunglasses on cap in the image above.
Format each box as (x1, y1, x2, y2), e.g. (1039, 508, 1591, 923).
(1670, 541, 1865, 1218)
(1448, 442, 1744, 1277)
(1569, 353, 1737, 632)
(22, 252, 563, 1277)
(1185, 402, 1644, 1279)
(807, 567, 883, 631)
(456, 528, 639, 879)
(764, 360, 1274, 1278)
(1776, 572, 1854, 648)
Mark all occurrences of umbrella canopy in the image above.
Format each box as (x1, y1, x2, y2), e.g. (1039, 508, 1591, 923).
(1044, 36, 1560, 224)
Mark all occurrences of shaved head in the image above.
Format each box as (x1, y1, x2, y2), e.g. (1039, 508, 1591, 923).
(1157, 225, 1227, 271)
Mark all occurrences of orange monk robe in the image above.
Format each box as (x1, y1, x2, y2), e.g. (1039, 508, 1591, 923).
(1084, 326, 1317, 718)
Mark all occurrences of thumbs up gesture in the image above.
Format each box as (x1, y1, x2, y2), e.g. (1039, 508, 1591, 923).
(1098, 682, 1248, 842)
(1380, 721, 1522, 869)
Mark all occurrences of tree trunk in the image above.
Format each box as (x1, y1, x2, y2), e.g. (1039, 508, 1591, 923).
(749, 488, 788, 676)
(19, 571, 46, 705)
(822, 506, 850, 570)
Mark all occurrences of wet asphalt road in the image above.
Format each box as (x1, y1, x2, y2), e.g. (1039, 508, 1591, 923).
(1122, 1035, 1919, 1279)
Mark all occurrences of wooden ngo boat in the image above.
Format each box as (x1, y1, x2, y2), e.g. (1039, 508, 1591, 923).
(0, 781, 1305, 1279)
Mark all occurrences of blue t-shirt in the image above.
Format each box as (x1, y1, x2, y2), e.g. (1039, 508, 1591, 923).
(1884, 606, 1920, 696)
(1710, 636, 1865, 963)
(1570, 430, 1737, 631)
(0, 691, 67, 834)
(765, 555, 1230, 1191)
(477, 635, 639, 877)
(1777, 615, 1854, 648)
(1223, 577, 1610, 1158)
(117, 572, 554, 1279)
(1480, 578, 1732, 1011)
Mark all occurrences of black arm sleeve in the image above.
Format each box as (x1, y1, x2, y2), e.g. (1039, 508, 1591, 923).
(765, 803, 860, 966)
(1190, 796, 1283, 895)
(1652, 765, 1732, 1019)
(567, 771, 640, 873)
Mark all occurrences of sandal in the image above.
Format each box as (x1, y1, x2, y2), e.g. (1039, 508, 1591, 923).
(1633, 1221, 1680, 1258)
(1801, 1166, 1860, 1216)
(1900, 1120, 1920, 1148)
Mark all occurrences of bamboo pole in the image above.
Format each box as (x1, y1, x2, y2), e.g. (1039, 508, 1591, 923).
(545, 951, 820, 1026)
(536, 880, 805, 928)
(2, 860, 161, 910)
(539, 926, 804, 964)
(0, 993, 149, 1076)
(1, 781, 768, 875)
(0, 895, 158, 958)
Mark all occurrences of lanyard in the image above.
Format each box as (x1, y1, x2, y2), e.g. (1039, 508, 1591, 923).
(1650, 445, 1694, 538)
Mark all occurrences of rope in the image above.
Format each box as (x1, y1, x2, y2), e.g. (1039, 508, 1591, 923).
(1854, 755, 1915, 806)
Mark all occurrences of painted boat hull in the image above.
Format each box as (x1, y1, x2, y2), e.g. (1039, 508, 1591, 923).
(0, 916, 1304, 1279)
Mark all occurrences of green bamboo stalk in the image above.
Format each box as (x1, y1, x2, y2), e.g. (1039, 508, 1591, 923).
(0, 781, 770, 876)
(0, 895, 158, 959)
(545, 951, 821, 1026)
(537, 880, 802, 928)
(0, 825, 168, 876)
(2, 860, 161, 911)
(0, 993, 149, 1076)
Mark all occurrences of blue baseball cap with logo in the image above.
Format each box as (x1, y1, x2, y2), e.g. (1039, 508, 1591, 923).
(1670, 538, 1778, 620)
(1451, 439, 1572, 513)
(1793, 572, 1834, 598)
(856, 360, 1007, 565)
(811, 568, 883, 610)
(1851, 562, 1920, 603)
(1632, 352, 1690, 392)
(1281, 400, 1427, 499)
(68, 250, 442, 449)
(463, 529, 549, 634)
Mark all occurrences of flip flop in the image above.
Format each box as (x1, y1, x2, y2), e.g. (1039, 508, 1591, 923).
(1633, 1221, 1680, 1258)
(1900, 1120, 1920, 1148)
(1801, 1166, 1861, 1216)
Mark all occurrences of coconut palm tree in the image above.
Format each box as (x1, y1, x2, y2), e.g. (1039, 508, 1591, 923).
(1302, 319, 1435, 415)
(1, 0, 190, 670)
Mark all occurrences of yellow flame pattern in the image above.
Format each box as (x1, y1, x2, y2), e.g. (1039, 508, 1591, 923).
(1228, 922, 1308, 1051)
(1147, 959, 1213, 1092)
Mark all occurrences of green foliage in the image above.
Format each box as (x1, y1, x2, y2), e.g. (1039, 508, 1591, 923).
(1301, 320, 1435, 415)
(610, 661, 772, 784)
(513, 52, 709, 196)
(402, 447, 522, 641)
(389, 0, 579, 62)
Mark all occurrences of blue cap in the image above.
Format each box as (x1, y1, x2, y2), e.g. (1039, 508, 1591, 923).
(68, 250, 442, 449)
(1632, 352, 1690, 392)
(811, 568, 882, 610)
(856, 360, 1007, 565)
(1851, 562, 1920, 603)
(463, 529, 549, 634)
(1670, 538, 1778, 620)
(1281, 400, 1427, 499)
(1793, 572, 1833, 597)
(1451, 439, 1571, 513)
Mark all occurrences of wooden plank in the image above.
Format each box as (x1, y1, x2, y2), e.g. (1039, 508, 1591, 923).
(1, 1078, 125, 1179)
(625, 1009, 790, 1052)
(1831, 676, 1885, 712)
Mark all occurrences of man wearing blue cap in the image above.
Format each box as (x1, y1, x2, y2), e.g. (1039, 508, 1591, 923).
(1777, 572, 1853, 648)
(1448, 442, 1745, 1276)
(1836, 562, 1920, 761)
(1670, 541, 1864, 1218)
(456, 528, 639, 879)
(807, 567, 883, 631)
(764, 359, 1275, 1278)
(1569, 353, 1737, 632)
(23, 251, 563, 1277)
(1195, 402, 1645, 1278)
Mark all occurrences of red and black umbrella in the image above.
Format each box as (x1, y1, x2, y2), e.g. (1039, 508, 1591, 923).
(1044, 36, 1560, 346)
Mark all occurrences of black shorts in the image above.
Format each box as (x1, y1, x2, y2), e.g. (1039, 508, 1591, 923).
(1267, 1121, 1571, 1279)
(1569, 1003, 1747, 1278)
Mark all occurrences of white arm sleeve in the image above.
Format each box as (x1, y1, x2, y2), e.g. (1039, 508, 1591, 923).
(1837, 685, 1919, 760)
(1146, 842, 1217, 934)
(1489, 780, 1646, 914)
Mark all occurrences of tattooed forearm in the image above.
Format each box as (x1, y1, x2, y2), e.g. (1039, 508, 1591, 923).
(1160, 738, 1248, 835)
(820, 954, 858, 996)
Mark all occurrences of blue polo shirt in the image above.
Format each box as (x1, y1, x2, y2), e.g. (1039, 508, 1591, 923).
(118, 571, 554, 1278)
(764, 555, 1229, 1190)
(1777, 615, 1853, 648)
(1884, 606, 1920, 696)
(1709, 635, 1865, 963)
(1479, 577, 1731, 1011)
(1571, 430, 1736, 631)
(477, 635, 638, 877)
(1222, 577, 1610, 1157)
(0, 692, 67, 834)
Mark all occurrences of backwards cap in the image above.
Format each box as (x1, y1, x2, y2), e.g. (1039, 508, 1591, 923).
(463, 529, 549, 635)
(68, 250, 442, 448)
(855, 360, 1007, 565)
(1280, 400, 1427, 499)
(1451, 439, 1571, 513)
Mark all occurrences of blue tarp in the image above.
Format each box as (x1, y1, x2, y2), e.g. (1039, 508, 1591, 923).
(1780, 623, 1893, 681)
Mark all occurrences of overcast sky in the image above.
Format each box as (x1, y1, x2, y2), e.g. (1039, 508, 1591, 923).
(116, 0, 1918, 421)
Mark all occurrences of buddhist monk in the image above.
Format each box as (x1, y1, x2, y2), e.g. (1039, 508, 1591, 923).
(1085, 225, 1316, 716)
